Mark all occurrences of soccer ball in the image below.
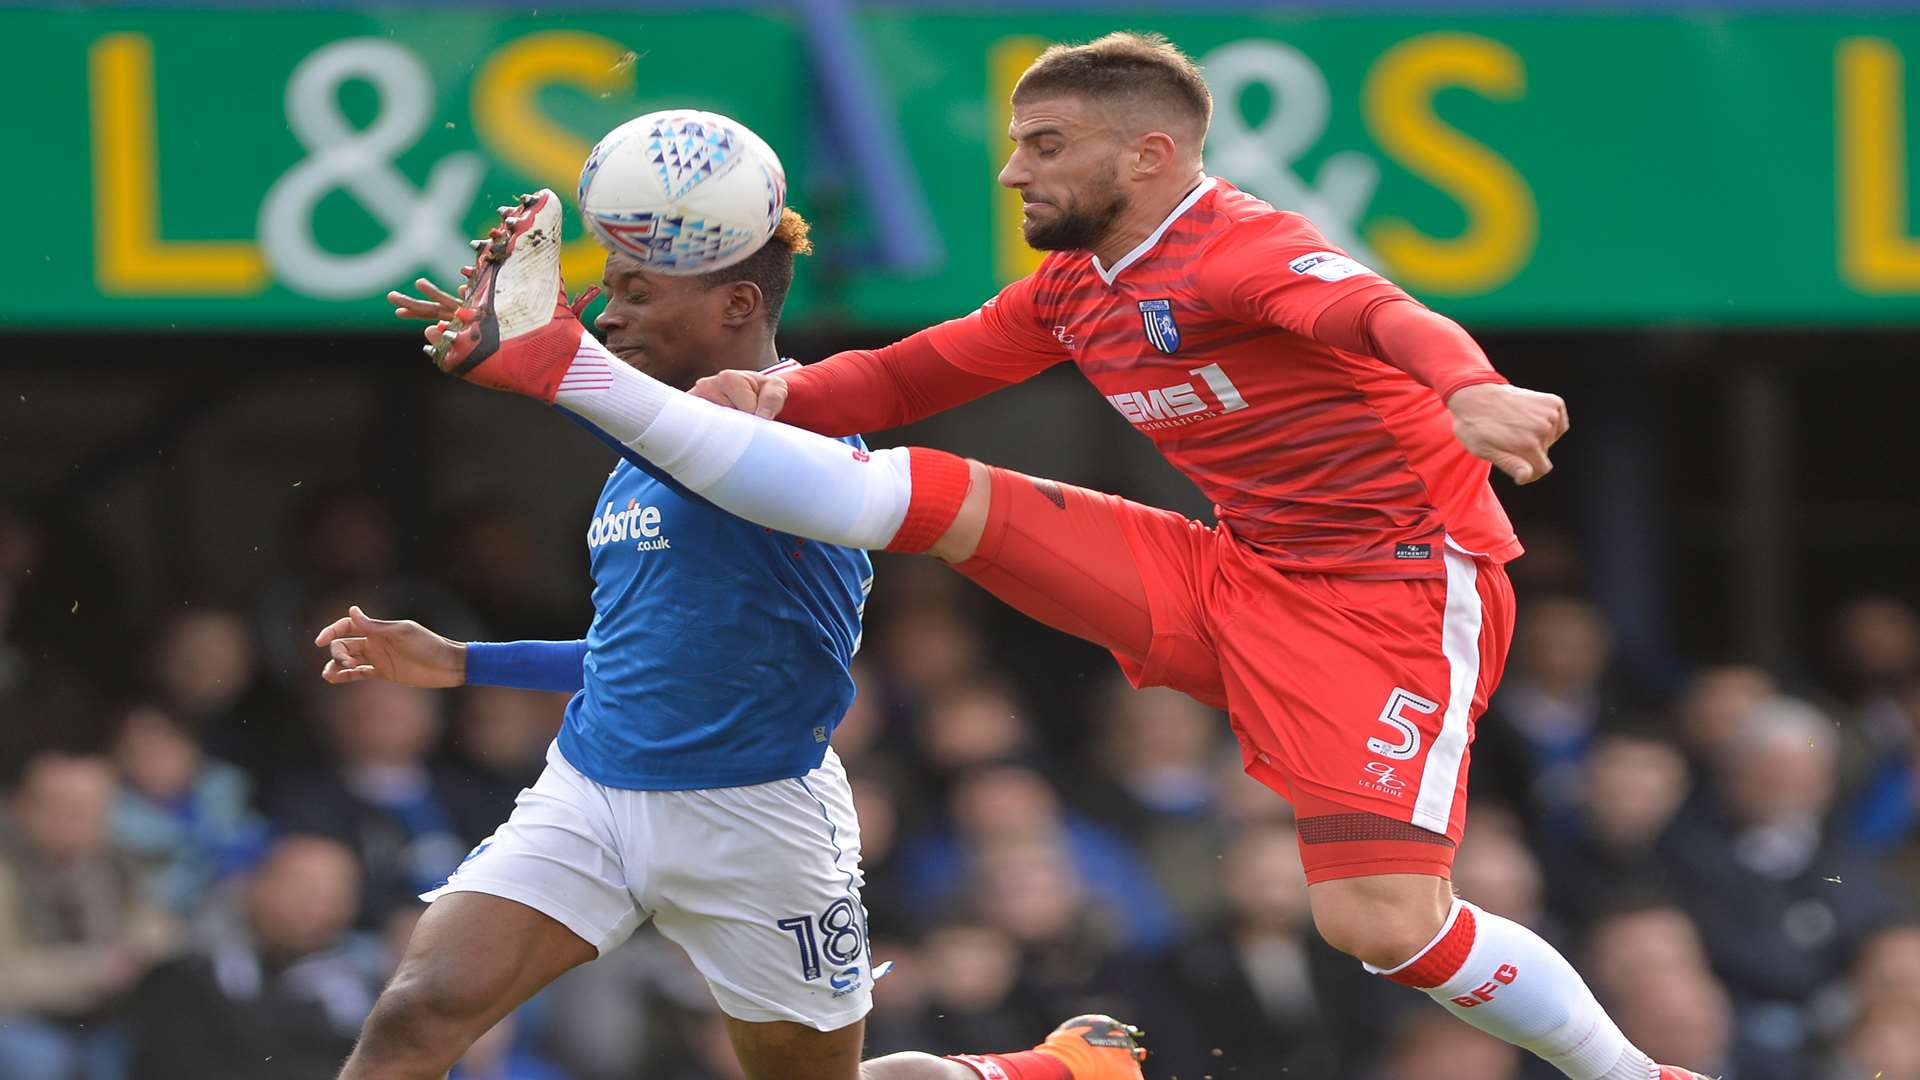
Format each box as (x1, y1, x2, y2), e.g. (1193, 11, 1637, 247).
(576, 109, 787, 275)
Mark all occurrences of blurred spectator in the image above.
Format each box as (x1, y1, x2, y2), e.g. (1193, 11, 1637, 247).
(862, 933, 932, 1055)
(1540, 730, 1691, 924)
(1846, 679, 1920, 854)
(1377, 1009, 1523, 1080)
(1473, 596, 1645, 839)
(272, 680, 497, 926)
(146, 605, 299, 781)
(1830, 596, 1920, 728)
(967, 836, 1146, 1023)
(125, 834, 372, 1080)
(1610, 967, 1739, 1079)
(896, 763, 1177, 952)
(1658, 696, 1908, 1071)
(1583, 899, 1765, 1079)
(1850, 922, 1920, 1010)
(0, 504, 128, 694)
(1675, 664, 1779, 768)
(1075, 678, 1232, 922)
(429, 503, 582, 641)
(1829, 597, 1920, 810)
(255, 490, 478, 691)
(880, 604, 988, 705)
(1832, 998, 1920, 1080)
(446, 685, 567, 812)
(0, 752, 178, 1080)
(1150, 823, 1348, 1078)
(849, 767, 908, 936)
(1583, 900, 1715, 1006)
(152, 608, 257, 729)
(111, 701, 268, 914)
(1455, 809, 1555, 934)
(913, 682, 1032, 778)
(911, 920, 1033, 1056)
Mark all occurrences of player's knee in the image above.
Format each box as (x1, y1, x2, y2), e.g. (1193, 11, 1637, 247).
(926, 458, 992, 564)
(359, 963, 496, 1062)
(1309, 882, 1450, 970)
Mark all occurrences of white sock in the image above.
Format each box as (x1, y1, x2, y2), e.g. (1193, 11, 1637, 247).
(554, 334, 913, 549)
(1372, 899, 1656, 1080)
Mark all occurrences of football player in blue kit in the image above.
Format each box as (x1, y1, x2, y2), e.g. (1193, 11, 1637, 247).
(313, 198, 1146, 1080)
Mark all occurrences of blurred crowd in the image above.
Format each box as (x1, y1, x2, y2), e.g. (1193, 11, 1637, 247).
(2, 494, 1920, 1080)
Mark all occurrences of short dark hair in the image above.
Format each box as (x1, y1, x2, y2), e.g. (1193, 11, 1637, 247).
(1013, 31, 1212, 132)
(698, 207, 813, 330)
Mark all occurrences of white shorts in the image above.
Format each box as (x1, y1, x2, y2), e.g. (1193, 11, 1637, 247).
(424, 741, 871, 1031)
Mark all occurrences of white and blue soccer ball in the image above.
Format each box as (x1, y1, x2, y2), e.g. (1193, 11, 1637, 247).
(576, 109, 787, 275)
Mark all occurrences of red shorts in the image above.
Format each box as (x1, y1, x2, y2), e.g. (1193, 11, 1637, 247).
(953, 467, 1515, 884)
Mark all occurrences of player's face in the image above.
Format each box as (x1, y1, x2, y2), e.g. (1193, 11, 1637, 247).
(594, 253, 738, 391)
(999, 95, 1130, 252)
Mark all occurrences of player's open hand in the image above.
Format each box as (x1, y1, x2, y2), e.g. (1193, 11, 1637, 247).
(1447, 383, 1569, 485)
(313, 605, 467, 688)
(691, 368, 790, 419)
(386, 268, 474, 323)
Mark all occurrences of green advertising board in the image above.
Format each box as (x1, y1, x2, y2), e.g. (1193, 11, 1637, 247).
(6, 9, 1920, 330)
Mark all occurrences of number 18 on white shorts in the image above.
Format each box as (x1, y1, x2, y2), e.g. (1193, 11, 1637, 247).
(424, 741, 872, 1032)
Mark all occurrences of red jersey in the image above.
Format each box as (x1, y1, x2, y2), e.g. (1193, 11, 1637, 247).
(921, 177, 1521, 580)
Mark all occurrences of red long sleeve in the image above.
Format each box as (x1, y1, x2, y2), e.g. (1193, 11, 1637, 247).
(778, 331, 1020, 437)
(1311, 289, 1507, 403)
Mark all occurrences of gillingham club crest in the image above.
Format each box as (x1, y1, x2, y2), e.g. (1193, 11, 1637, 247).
(1138, 298, 1181, 354)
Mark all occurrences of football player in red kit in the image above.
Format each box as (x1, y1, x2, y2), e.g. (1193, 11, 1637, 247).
(425, 31, 1709, 1080)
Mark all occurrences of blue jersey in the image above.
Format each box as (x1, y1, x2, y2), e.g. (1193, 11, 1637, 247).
(555, 447, 872, 791)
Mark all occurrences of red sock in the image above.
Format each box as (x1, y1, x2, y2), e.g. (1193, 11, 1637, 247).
(946, 1051, 1072, 1080)
(1381, 903, 1476, 988)
(884, 447, 971, 553)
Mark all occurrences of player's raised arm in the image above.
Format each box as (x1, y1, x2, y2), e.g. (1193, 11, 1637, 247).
(1342, 298, 1570, 485)
(1305, 286, 1569, 484)
(1198, 212, 1568, 485)
(693, 332, 1022, 434)
(315, 606, 589, 693)
(692, 273, 1064, 433)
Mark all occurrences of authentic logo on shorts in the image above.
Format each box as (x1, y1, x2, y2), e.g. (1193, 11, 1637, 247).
(1395, 543, 1432, 560)
(1137, 298, 1181, 354)
(1288, 250, 1375, 283)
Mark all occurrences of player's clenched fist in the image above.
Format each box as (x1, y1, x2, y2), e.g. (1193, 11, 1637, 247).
(691, 369, 790, 419)
(1446, 383, 1571, 486)
(313, 605, 467, 688)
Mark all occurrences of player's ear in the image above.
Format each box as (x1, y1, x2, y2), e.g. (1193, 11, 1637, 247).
(720, 280, 763, 329)
(1131, 130, 1179, 179)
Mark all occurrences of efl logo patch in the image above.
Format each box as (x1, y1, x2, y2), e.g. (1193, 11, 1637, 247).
(1138, 298, 1181, 354)
(1288, 250, 1375, 283)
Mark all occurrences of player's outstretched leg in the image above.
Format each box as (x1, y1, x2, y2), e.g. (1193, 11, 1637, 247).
(421, 189, 978, 560)
(1312, 872, 1699, 1080)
